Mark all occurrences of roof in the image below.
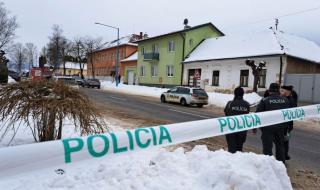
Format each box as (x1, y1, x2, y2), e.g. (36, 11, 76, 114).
(135, 23, 224, 43)
(121, 52, 138, 62)
(94, 35, 138, 53)
(184, 29, 320, 64)
(57, 62, 87, 70)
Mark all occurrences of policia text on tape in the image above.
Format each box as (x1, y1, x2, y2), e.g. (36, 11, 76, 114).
(0, 104, 319, 178)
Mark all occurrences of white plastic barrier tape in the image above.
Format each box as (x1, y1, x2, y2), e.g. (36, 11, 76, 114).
(0, 104, 319, 179)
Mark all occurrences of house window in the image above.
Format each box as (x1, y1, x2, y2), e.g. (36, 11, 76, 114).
(258, 69, 267, 88)
(166, 65, 174, 77)
(168, 41, 175, 52)
(141, 47, 145, 55)
(189, 38, 194, 46)
(240, 70, 249, 87)
(212, 70, 220, 86)
(152, 44, 158, 53)
(140, 66, 145, 76)
(151, 65, 158, 77)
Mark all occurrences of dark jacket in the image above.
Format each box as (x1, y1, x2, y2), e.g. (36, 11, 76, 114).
(224, 97, 250, 116)
(286, 95, 297, 132)
(256, 94, 291, 130)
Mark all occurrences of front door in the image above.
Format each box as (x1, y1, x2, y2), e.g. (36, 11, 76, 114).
(128, 71, 134, 85)
(188, 69, 201, 87)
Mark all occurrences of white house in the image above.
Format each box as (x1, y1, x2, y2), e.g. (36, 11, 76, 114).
(182, 29, 320, 96)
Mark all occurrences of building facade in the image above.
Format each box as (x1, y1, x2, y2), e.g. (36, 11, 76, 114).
(121, 52, 138, 85)
(182, 29, 320, 95)
(87, 34, 141, 79)
(55, 62, 87, 77)
(136, 23, 224, 87)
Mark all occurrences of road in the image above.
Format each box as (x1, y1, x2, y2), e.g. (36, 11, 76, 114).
(81, 87, 320, 174)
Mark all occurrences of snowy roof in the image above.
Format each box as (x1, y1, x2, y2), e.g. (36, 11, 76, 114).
(57, 62, 87, 70)
(105, 35, 137, 48)
(121, 52, 138, 62)
(95, 35, 138, 53)
(136, 23, 224, 43)
(184, 29, 320, 64)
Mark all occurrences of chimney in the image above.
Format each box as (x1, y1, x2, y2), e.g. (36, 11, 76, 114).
(143, 33, 148, 39)
(183, 18, 191, 29)
(139, 32, 143, 39)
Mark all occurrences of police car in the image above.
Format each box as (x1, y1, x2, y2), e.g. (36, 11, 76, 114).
(160, 86, 208, 107)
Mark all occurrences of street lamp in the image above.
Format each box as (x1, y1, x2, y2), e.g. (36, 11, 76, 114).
(95, 22, 120, 87)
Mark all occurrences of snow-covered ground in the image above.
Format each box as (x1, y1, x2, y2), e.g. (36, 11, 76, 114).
(8, 76, 16, 84)
(101, 81, 262, 107)
(0, 120, 292, 190)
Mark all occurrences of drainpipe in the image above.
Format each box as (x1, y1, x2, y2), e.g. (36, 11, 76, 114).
(279, 56, 283, 85)
(179, 33, 186, 86)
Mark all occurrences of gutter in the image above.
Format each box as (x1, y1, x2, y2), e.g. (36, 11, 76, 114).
(179, 32, 186, 86)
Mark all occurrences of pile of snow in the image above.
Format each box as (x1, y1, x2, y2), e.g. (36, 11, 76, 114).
(101, 81, 262, 107)
(8, 76, 16, 84)
(0, 145, 292, 190)
(0, 115, 291, 189)
(208, 91, 262, 107)
(101, 81, 169, 98)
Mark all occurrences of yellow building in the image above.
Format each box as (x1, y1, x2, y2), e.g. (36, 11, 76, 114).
(55, 62, 87, 77)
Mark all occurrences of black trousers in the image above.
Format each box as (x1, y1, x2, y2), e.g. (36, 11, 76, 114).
(284, 140, 289, 157)
(226, 131, 247, 153)
(261, 127, 286, 163)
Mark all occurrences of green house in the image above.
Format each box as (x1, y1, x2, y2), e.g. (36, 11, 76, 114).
(136, 22, 224, 88)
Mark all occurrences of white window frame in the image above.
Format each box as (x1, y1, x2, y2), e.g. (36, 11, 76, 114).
(152, 44, 158, 53)
(166, 65, 174, 77)
(140, 66, 145, 77)
(151, 65, 158, 77)
(168, 41, 175, 52)
(141, 47, 145, 55)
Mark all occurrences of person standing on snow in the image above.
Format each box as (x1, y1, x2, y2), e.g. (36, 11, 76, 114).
(256, 83, 290, 163)
(280, 85, 298, 160)
(224, 87, 250, 153)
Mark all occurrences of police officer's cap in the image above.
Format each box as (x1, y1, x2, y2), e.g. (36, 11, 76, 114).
(269, 83, 280, 93)
(281, 85, 293, 92)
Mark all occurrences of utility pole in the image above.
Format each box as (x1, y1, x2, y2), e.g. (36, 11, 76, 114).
(95, 22, 120, 87)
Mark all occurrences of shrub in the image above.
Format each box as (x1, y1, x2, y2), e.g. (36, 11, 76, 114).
(0, 80, 107, 142)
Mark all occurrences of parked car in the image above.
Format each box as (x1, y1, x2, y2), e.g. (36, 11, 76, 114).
(53, 76, 79, 90)
(160, 86, 208, 107)
(73, 76, 85, 86)
(82, 78, 101, 89)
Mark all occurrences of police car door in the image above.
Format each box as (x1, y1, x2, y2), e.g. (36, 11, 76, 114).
(168, 88, 178, 102)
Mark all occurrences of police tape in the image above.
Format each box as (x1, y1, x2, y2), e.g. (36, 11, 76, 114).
(0, 104, 319, 178)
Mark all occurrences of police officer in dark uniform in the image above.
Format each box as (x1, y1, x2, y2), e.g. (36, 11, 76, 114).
(256, 83, 290, 163)
(281, 85, 298, 160)
(224, 87, 250, 153)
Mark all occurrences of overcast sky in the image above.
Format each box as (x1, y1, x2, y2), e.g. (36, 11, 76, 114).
(2, 0, 320, 50)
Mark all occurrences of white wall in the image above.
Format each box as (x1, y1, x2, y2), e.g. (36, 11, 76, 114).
(183, 56, 282, 92)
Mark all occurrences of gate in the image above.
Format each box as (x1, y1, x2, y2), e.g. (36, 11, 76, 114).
(285, 74, 320, 103)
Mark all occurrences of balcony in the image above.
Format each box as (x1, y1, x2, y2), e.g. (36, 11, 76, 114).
(143, 52, 159, 62)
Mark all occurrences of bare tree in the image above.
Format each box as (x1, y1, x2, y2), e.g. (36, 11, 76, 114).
(47, 25, 67, 72)
(83, 36, 103, 78)
(0, 2, 18, 50)
(70, 37, 86, 78)
(60, 38, 72, 76)
(0, 80, 107, 142)
(25, 43, 37, 71)
(246, 60, 266, 92)
(10, 43, 26, 76)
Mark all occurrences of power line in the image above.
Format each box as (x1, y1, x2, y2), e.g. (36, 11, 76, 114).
(224, 5, 320, 29)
